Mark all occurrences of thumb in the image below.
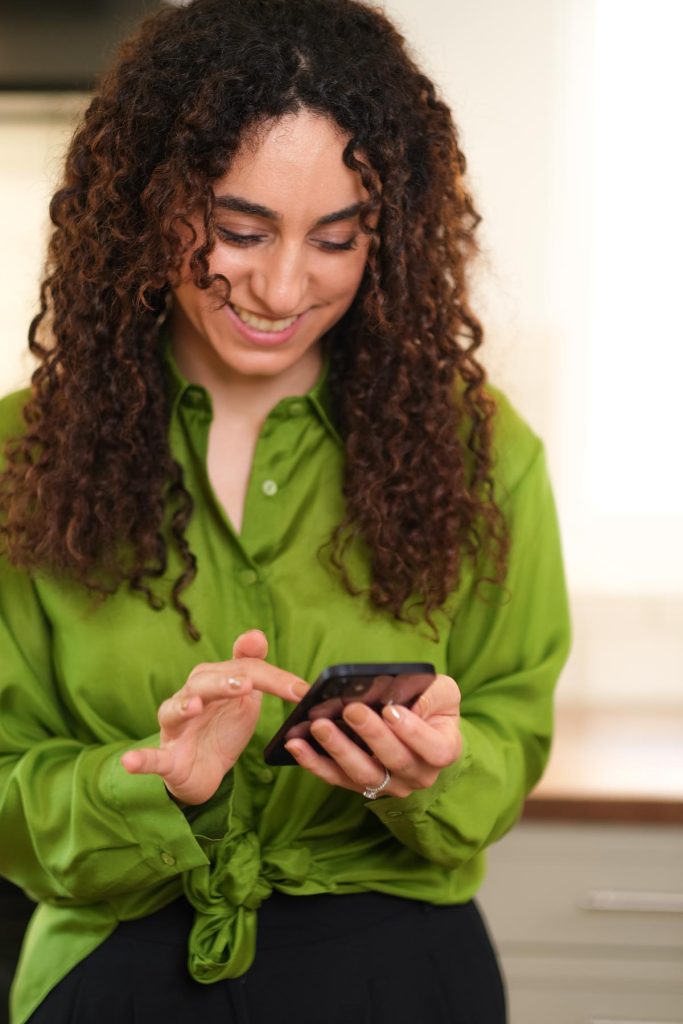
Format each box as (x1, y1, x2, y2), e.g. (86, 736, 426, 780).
(232, 628, 268, 661)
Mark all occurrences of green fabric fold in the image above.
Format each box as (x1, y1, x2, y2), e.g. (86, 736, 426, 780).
(184, 830, 315, 980)
(0, 363, 572, 1024)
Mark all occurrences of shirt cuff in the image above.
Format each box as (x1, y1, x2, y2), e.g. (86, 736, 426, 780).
(102, 733, 210, 878)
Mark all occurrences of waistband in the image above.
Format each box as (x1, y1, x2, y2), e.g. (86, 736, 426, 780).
(116, 891, 471, 952)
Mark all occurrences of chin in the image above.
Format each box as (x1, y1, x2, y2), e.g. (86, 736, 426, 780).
(212, 340, 310, 374)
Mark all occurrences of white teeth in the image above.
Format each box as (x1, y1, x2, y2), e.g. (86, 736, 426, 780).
(231, 303, 298, 332)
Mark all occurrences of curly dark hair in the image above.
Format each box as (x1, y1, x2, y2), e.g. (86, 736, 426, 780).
(0, 0, 509, 641)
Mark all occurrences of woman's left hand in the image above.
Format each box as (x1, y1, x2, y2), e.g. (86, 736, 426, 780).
(285, 674, 462, 799)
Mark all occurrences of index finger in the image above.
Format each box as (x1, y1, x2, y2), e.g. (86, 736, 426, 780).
(192, 657, 308, 703)
(410, 674, 461, 719)
(381, 703, 461, 768)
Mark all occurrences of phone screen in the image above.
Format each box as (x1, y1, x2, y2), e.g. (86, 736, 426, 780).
(263, 662, 436, 766)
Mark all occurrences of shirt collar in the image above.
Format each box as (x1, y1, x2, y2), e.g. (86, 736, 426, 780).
(306, 344, 342, 446)
(161, 324, 343, 447)
(162, 326, 190, 415)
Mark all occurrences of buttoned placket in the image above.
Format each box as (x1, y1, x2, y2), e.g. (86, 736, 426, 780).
(173, 383, 324, 810)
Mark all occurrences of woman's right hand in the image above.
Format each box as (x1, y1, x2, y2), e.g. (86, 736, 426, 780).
(120, 629, 308, 805)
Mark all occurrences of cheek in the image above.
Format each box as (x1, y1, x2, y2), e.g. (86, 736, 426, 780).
(170, 279, 196, 317)
(323, 253, 369, 304)
(204, 249, 245, 285)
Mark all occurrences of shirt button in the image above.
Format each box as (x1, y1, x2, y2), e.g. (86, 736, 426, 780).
(386, 811, 403, 819)
(239, 568, 259, 585)
(258, 768, 274, 784)
(261, 479, 278, 497)
(160, 851, 176, 866)
(289, 400, 307, 416)
(183, 386, 208, 410)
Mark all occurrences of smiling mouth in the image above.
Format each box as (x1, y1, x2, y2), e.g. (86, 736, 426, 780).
(229, 301, 302, 333)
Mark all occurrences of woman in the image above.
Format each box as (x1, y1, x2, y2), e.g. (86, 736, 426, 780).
(0, 0, 571, 1021)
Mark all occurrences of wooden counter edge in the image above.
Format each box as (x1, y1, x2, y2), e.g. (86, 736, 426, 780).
(523, 793, 683, 825)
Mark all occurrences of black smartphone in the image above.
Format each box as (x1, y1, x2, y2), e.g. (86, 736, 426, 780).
(263, 662, 436, 766)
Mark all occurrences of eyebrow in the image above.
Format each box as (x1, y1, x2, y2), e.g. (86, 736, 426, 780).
(213, 193, 364, 227)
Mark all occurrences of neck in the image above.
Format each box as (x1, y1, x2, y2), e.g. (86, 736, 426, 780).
(168, 313, 324, 429)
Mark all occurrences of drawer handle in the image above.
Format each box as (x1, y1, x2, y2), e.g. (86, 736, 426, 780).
(580, 889, 683, 914)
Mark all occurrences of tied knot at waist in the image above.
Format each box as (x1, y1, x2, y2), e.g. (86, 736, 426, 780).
(182, 831, 314, 983)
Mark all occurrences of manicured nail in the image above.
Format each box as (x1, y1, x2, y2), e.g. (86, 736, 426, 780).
(226, 676, 242, 690)
(384, 705, 402, 722)
(344, 704, 369, 726)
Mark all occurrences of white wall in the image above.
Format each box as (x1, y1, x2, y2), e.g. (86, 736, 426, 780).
(383, 0, 683, 707)
(0, 94, 85, 393)
(1, 1, 681, 707)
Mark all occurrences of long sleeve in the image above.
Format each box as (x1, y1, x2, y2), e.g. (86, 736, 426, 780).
(0, 558, 209, 906)
(367, 434, 571, 867)
(2, 365, 572, 1022)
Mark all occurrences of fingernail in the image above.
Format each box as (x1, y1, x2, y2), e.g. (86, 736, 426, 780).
(180, 699, 190, 711)
(384, 705, 402, 722)
(285, 742, 302, 759)
(312, 722, 332, 742)
(226, 676, 242, 690)
(344, 704, 368, 726)
(292, 681, 309, 699)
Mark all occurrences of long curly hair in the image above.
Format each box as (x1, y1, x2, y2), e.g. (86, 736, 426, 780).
(0, 0, 509, 641)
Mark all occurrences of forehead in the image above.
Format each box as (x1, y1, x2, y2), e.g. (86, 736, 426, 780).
(213, 109, 370, 217)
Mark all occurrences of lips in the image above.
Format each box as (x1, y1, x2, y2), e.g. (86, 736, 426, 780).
(225, 300, 309, 346)
(229, 301, 300, 333)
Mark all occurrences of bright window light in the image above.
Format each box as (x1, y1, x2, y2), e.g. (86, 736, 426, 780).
(588, 0, 683, 515)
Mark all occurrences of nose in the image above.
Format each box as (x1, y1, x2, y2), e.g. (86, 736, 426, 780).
(248, 243, 309, 317)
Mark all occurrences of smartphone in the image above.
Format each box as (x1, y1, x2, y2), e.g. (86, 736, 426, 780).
(263, 662, 436, 766)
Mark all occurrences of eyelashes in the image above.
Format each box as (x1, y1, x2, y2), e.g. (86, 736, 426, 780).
(215, 227, 358, 252)
(315, 238, 359, 252)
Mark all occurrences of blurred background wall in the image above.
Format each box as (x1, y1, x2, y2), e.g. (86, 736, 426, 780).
(1, 0, 682, 709)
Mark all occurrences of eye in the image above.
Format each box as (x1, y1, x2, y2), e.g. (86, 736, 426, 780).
(315, 237, 359, 252)
(216, 227, 265, 246)
(215, 226, 359, 252)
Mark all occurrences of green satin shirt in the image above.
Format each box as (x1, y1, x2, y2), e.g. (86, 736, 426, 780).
(0, 344, 571, 1024)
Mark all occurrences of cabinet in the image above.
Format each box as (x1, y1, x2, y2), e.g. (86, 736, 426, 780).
(477, 821, 683, 1024)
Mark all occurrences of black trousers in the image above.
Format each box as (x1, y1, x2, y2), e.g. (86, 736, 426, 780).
(27, 892, 507, 1023)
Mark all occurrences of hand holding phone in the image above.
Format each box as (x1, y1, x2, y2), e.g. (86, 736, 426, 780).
(264, 662, 436, 766)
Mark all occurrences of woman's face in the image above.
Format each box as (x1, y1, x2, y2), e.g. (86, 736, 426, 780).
(170, 109, 374, 389)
